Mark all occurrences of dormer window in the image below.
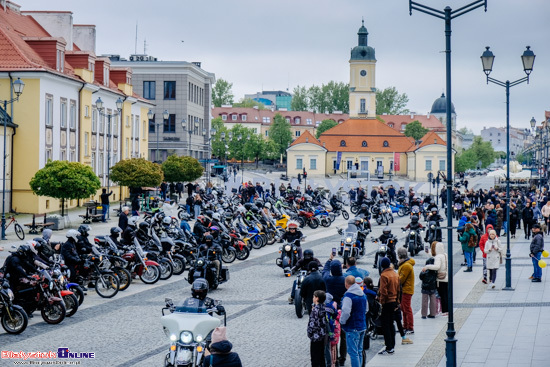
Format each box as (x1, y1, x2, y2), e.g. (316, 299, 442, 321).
(242, 114, 247, 121)
(231, 114, 237, 121)
(362, 141, 367, 147)
(221, 115, 227, 121)
(56, 49, 64, 72)
(340, 140, 346, 147)
(388, 123, 394, 128)
(383, 141, 389, 147)
(285, 117, 291, 123)
(103, 67, 109, 86)
(295, 117, 301, 124)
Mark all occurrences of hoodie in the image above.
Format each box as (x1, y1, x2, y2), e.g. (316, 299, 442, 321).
(340, 283, 367, 330)
(202, 341, 242, 367)
(459, 226, 477, 253)
(458, 216, 468, 232)
(424, 242, 448, 282)
(398, 258, 416, 295)
(322, 260, 347, 307)
(479, 224, 494, 259)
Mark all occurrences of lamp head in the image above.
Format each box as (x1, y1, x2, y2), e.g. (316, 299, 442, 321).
(163, 110, 169, 120)
(95, 97, 104, 110)
(221, 132, 226, 139)
(147, 109, 154, 120)
(228, 132, 233, 139)
(211, 128, 217, 136)
(115, 97, 123, 111)
(181, 118, 186, 129)
(530, 117, 537, 130)
(12, 78, 24, 96)
(481, 46, 494, 77)
(522, 46, 535, 76)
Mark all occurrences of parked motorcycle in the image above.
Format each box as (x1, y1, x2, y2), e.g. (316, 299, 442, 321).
(0, 276, 28, 334)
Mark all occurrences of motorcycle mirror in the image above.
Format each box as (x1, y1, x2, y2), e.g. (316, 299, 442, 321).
(165, 298, 173, 306)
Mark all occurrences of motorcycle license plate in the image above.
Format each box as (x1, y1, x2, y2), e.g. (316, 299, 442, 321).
(345, 247, 351, 251)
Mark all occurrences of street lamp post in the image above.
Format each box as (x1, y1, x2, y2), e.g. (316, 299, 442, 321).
(481, 45, 535, 291)
(409, 1, 487, 365)
(95, 97, 123, 219)
(1, 78, 24, 240)
(207, 128, 216, 184)
(147, 108, 154, 161)
(156, 110, 169, 163)
(238, 134, 250, 184)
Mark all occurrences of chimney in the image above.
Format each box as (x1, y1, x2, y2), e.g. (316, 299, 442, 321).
(410, 113, 414, 119)
(427, 113, 430, 119)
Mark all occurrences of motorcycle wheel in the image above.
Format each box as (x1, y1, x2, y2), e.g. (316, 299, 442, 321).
(297, 217, 306, 228)
(68, 285, 85, 306)
(164, 353, 173, 367)
(177, 210, 185, 220)
(159, 259, 174, 280)
(221, 247, 237, 263)
(251, 235, 263, 249)
(398, 207, 405, 217)
(320, 217, 331, 228)
(350, 205, 359, 215)
(140, 265, 161, 284)
(235, 245, 250, 261)
(376, 217, 382, 225)
(113, 267, 132, 291)
(342, 210, 350, 220)
(267, 231, 276, 245)
(63, 293, 79, 317)
(259, 234, 268, 247)
(1, 305, 28, 334)
(95, 273, 120, 298)
(308, 217, 319, 229)
(294, 292, 304, 318)
(171, 257, 186, 275)
(409, 243, 415, 258)
(41, 300, 66, 324)
(343, 251, 350, 267)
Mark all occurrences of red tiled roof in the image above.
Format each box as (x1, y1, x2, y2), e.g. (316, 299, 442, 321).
(380, 114, 446, 132)
(290, 130, 324, 148)
(212, 107, 349, 126)
(407, 131, 446, 152)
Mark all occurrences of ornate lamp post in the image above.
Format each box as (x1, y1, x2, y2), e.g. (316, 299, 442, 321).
(238, 134, 250, 184)
(156, 109, 169, 163)
(147, 108, 154, 160)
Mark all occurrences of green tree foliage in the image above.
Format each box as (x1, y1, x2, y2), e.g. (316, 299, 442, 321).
(162, 155, 203, 183)
(457, 127, 473, 135)
(29, 160, 101, 216)
(212, 78, 234, 107)
(269, 113, 293, 157)
(515, 151, 530, 165)
(315, 119, 338, 138)
(110, 158, 163, 188)
(232, 98, 265, 109)
(210, 117, 228, 160)
(291, 85, 309, 111)
(454, 136, 496, 172)
(404, 120, 430, 141)
(375, 86, 410, 115)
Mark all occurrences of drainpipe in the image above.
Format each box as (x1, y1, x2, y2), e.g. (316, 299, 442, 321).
(76, 81, 85, 207)
(8, 72, 14, 213)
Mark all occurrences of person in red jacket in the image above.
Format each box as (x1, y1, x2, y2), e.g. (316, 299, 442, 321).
(478, 224, 495, 284)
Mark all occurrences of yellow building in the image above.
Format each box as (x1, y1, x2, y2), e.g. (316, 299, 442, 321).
(0, 3, 152, 213)
(286, 21, 455, 181)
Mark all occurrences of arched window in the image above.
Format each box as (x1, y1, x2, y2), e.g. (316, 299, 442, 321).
(361, 140, 367, 147)
(388, 123, 394, 128)
(383, 141, 389, 147)
(340, 140, 346, 147)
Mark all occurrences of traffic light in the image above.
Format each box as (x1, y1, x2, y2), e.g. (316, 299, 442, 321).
(303, 167, 307, 178)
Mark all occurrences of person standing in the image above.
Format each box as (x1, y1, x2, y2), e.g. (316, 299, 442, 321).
(484, 229, 505, 288)
(160, 181, 168, 201)
(542, 201, 550, 234)
(300, 262, 327, 315)
(307, 290, 327, 367)
(118, 206, 130, 231)
(423, 242, 448, 316)
(419, 257, 437, 319)
(378, 257, 399, 355)
(100, 188, 113, 222)
(340, 275, 367, 367)
(388, 185, 396, 203)
(460, 223, 477, 272)
(185, 182, 195, 198)
(523, 202, 535, 239)
(397, 248, 415, 334)
(530, 223, 544, 282)
(176, 182, 183, 201)
(193, 194, 203, 219)
(344, 257, 370, 279)
(510, 203, 519, 238)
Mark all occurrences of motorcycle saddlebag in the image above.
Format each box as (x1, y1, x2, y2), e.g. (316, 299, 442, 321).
(221, 267, 229, 281)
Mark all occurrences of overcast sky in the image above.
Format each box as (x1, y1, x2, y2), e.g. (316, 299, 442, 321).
(20, 0, 550, 133)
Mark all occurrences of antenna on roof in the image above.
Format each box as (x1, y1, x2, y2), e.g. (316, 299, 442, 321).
(144, 38, 147, 54)
(134, 21, 138, 55)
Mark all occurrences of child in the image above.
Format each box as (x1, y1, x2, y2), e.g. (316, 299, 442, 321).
(324, 293, 341, 367)
(308, 290, 327, 367)
(484, 229, 505, 288)
(419, 258, 438, 318)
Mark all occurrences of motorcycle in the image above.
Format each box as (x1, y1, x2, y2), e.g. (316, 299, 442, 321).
(76, 246, 120, 298)
(0, 276, 28, 334)
(402, 227, 425, 257)
(50, 267, 79, 317)
(372, 236, 398, 270)
(337, 224, 363, 266)
(121, 238, 162, 284)
(453, 202, 463, 220)
(425, 221, 442, 244)
(276, 238, 304, 277)
(187, 248, 229, 290)
(292, 270, 308, 318)
(161, 297, 226, 367)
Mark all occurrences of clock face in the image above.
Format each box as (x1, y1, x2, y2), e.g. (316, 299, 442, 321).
(360, 70, 367, 77)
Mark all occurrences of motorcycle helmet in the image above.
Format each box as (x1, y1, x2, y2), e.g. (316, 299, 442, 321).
(16, 244, 33, 258)
(212, 213, 221, 221)
(205, 210, 214, 218)
(127, 217, 137, 227)
(110, 226, 123, 236)
(382, 226, 391, 236)
(204, 235, 214, 245)
(66, 229, 80, 242)
(360, 204, 368, 211)
(251, 207, 260, 214)
(411, 215, 419, 224)
(244, 203, 253, 211)
(138, 222, 149, 232)
(431, 208, 438, 214)
(303, 249, 314, 260)
(27, 241, 38, 255)
(191, 278, 209, 300)
(264, 202, 272, 210)
(162, 217, 172, 226)
(255, 200, 264, 208)
(77, 224, 91, 236)
(287, 220, 299, 230)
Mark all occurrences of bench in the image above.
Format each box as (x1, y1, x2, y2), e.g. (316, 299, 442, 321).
(79, 201, 104, 223)
(24, 213, 55, 234)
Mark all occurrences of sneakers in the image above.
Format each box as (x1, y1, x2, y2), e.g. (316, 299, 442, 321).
(463, 267, 472, 272)
(532, 278, 542, 282)
(421, 316, 427, 319)
(402, 338, 413, 345)
(529, 276, 534, 280)
(427, 315, 436, 319)
(405, 329, 414, 335)
(491, 283, 495, 289)
(441, 312, 448, 316)
(288, 297, 294, 304)
(378, 349, 395, 355)
(482, 279, 488, 284)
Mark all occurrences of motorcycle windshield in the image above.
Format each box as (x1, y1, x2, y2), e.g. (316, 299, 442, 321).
(175, 298, 209, 313)
(345, 224, 358, 233)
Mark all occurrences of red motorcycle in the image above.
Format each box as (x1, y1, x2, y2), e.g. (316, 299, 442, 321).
(228, 232, 250, 260)
(297, 210, 320, 229)
(120, 238, 162, 284)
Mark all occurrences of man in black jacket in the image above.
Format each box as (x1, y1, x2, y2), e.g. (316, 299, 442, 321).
(300, 262, 326, 314)
(530, 224, 544, 282)
(4, 245, 36, 288)
(100, 188, 113, 222)
(118, 206, 130, 231)
(61, 230, 82, 282)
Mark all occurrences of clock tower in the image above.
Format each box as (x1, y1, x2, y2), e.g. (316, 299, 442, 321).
(349, 20, 376, 118)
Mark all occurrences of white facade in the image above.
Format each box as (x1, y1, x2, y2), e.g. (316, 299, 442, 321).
(480, 127, 524, 154)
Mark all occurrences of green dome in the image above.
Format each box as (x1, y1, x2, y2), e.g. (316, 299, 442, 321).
(351, 20, 375, 61)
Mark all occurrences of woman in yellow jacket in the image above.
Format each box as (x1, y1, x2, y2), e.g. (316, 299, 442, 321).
(397, 247, 415, 334)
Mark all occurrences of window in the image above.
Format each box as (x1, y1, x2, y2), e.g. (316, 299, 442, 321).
(285, 117, 291, 123)
(103, 67, 109, 86)
(242, 115, 247, 121)
(383, 141, 389, 147)
(60, 149, 66, 161)
(60, 99, 67, 128)
(85, 105, 89, 117)
(340, 140, 346, 147)
(143, 81, 156, 100)
(296, 158, 303, 170)
(360, 161, 368, 171)
(221, 115, 227, 121)
(347, 160, 353, 170)
(92, 109, 97, 132)
(439, 160, 446, 170)
(306, 119, 312, 125)
(263, 117, 271, 123)
(45, 95, 53, 126)
(70, 150, 75, 162)
(231, 114, 237, 121)
(425, 159, 432, 171)
(362, 141, 367, 147)
(164, 114, 176, 133)
(69, 100, 76, 129)
(360, 98, 366, 113)
(164, 81, 176, 100)
(135, 115, 140, 139)
(265, 131, 269, 137)
(91, 152, 96, 172)
(310, 158, 317, 170)
(113, 115, 118, 136)
(149, 114, 156, 132)
(99, 153, 104, 175)
(295, 131, 301, 137)
(99, 114, 105, 134)
(84, 133, 89, 156)
(388, 123, 394, 128)
(295, 117, 301, 124)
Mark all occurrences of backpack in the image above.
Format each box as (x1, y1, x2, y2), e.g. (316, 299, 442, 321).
(468, 232, 478, 247)
(325, 302, 337, 342)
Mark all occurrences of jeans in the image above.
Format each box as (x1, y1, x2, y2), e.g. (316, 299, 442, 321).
(102, 204, 109, 222)
(194, 204, 200, 219)
(401, 293, 413, 330)
(345, 329, 366, 367)
(310, 340, 326, 367)
(381, 302, 397, 351)
(482, 258, 487, 281)
(503, 221, 508, 234)
(465, 251, 473, 267)
(489, 269, 498, 283)
(532, 252, 542, 279)
(186, 204, 191, 214)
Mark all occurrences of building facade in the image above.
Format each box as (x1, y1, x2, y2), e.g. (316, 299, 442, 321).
(480, 126, 524, 155)
(244, 90, 292, 110)
(111, 58, 215, 162)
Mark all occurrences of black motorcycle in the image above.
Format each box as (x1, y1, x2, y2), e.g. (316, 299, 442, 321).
(402, 227, 425, 257)
(292, 270, 308, 318)
(425, 220, 442, 244)
(187, 248, 229, 290)
(276, 238, 303, 277)
(0, 276, 28, 334)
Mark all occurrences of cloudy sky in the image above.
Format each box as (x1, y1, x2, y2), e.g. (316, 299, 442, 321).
(20, 0, 550, 133)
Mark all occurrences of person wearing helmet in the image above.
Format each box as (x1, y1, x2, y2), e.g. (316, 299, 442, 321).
(109, 226, 123, 247)
(402, 215, 424, 249)
(330, 195, 342, 212)
(193, 215, 210, 240)
(374, 227, 397, 269)
(61, 229, 83, 281)
(76, 224, 93, 256)
(427, 208, 443, 223)
(3, 244, 38, 288)
(287, 248, 322, 304)
(280, 220, 304, 262)
(199, 234, 222, 281)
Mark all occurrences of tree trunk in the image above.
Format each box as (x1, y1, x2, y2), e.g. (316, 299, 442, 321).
(61, 198, 65, 217)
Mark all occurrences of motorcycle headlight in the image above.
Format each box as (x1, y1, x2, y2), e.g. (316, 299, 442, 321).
(7, 288, 14, 301)
(59, 275, 65, 283)
(180, 331, 193, 344)
(410, 231, 416, 235)
(49, 281, 53, 290)
(99, 255, 103, 262)
(284, 245, 291, 252)
(195, 334, 203, 342)
(170, 334, 177, 342)
(345, 237, 352, 244)
(431, 225, 435, 229)
(196, 260, 204, 267)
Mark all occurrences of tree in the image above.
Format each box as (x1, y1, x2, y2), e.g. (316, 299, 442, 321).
(245, 134, 266, 168)
(269, 113, 293, 158)
(454, 136, 496, 172)
(458, 127, 473, 135)
(29, 160, 101, 216)
(233, 98, 265, 109)
(162, 155, 203, 183)
(291, 85, 309, 111)
(404, 120, 429, 141)
(210, 117, 228, 160)
(455, 149, 477, 173)
(110, 158, 163, 188)
(375, 86, 410, 115)
(323, 81, 349, 113)
(212, 78, 234, 107)
(315, 119, 338, 138)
